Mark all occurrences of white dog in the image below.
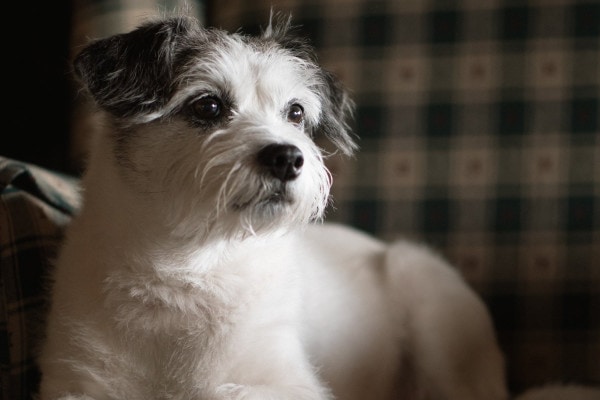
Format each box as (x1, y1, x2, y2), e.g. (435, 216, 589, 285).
(37, 13, 597, 400)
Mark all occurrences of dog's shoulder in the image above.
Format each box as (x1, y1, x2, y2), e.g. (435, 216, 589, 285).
(292, 223, 386, 264)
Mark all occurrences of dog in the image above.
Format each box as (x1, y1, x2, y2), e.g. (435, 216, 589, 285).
(38, 13, 595, 400)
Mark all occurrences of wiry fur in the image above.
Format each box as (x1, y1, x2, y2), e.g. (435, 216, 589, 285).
(38, 13, 589, 400)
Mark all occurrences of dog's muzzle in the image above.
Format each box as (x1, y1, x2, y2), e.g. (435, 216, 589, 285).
(257, 144, 304, 182)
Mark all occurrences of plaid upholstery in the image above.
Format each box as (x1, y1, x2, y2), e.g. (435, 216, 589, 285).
(211, 0, 600, 394)
(0, 157, 79, 400)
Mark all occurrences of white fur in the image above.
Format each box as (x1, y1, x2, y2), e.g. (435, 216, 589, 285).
(38, 15, 593, 400)
(39, 194, 508, 400)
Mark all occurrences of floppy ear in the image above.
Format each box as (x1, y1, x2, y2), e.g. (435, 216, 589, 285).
(316, 70, 357, 156)
(73, 16, 198, 118)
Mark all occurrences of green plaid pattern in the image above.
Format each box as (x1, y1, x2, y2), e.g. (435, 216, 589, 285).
(0, 157, 79, 400)
(211, 0, 600, 394)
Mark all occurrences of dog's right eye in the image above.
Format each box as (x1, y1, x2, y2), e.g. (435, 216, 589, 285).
(191, 96, 222, 120)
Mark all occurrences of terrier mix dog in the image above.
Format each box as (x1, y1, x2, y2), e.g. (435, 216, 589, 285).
(38, 14, 513, 400)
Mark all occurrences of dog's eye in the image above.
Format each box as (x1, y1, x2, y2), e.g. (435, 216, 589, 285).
(287, 104, 304, 124)
(192, 96, 222, 120)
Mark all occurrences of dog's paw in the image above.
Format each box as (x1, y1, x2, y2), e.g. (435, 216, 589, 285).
(212, 382, 331, 400)
(215, 383, 246, 396)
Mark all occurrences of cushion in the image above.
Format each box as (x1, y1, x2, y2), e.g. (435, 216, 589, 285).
(0, 157, 79, 400)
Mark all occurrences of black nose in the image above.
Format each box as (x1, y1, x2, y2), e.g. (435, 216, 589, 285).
(257, 144, 304, 182)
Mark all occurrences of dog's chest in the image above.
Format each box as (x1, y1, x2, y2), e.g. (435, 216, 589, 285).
(104, 239, 301, 335)
(93, 244, 301, 392)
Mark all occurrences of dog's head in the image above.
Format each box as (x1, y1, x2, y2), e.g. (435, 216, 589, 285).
(74, 14, 356, 239)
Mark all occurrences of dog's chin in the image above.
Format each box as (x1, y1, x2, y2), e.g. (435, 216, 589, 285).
(164, 171, 329, 241)
(221, 184, 323, 238)
(233, 190, 298, 232)
(233, 188, 294, 212)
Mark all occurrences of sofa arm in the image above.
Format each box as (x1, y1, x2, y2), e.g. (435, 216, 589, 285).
(0, 156, 79, 400)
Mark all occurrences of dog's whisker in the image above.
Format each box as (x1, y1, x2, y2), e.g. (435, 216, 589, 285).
(214, 164, 243, 215)
(200, 129, 227, 152)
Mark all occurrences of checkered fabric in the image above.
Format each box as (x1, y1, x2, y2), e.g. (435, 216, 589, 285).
(0, 157, 79, 400)
(210, 0, 600, 394)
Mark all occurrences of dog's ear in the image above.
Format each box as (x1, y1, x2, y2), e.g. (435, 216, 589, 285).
(263, 12, 357, 156)
(73, 16, 197, 118)
(316, 71, 357, 156)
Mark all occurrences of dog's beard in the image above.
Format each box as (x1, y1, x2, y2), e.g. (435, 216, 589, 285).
(214, 171, 327, 238)
(124, 120, 332, 241)
(196, 130, 332, 240)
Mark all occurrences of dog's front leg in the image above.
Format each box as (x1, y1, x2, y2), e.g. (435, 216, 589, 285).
(209, 331, 333, 400)
(213, 382, 332, 400)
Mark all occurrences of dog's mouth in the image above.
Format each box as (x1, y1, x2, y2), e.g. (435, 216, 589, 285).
(264, 189, 289, 203)
(232, 186, 293, 211)
(259, 187, 295, 207)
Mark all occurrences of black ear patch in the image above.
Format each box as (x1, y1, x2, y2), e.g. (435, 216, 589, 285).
(74, 17, 198, 118)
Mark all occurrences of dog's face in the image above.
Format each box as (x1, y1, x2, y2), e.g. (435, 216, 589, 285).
(74, 15, 355, 240)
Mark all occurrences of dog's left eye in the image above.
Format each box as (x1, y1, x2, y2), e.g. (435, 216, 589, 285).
(287, 104, 304, 124)
(191, 96, 222, 120)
